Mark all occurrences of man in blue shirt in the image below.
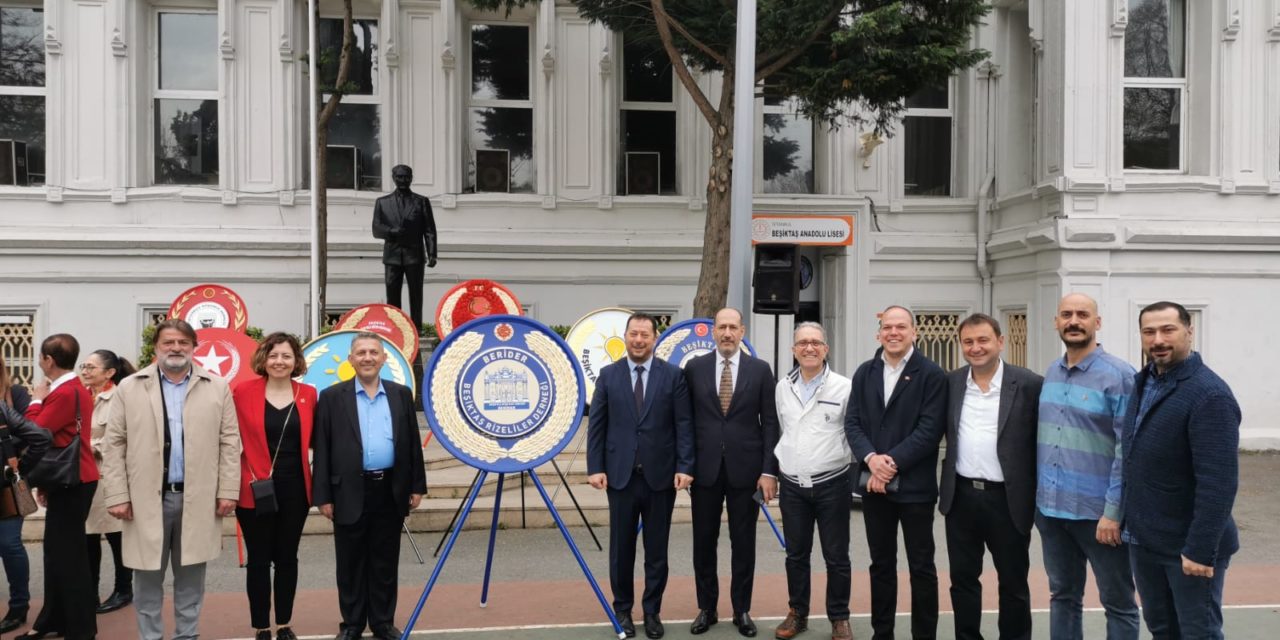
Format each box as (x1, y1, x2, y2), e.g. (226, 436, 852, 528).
(1036, 293, 1139, 640)
(1122, 302, 1240, 640)
(313, 333, 426, 640)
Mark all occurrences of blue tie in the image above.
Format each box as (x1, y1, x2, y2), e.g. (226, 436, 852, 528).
(634, 365, 645, 413)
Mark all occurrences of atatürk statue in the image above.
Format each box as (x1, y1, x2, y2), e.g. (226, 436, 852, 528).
(372, 164, 438, 330)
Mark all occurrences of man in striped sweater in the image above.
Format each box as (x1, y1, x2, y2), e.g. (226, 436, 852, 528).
(1036, 293, 1140, 640)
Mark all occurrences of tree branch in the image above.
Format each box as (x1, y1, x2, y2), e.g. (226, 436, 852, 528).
(651, 0, 719, 127)
(754, 2, 844, 84)
(317, 1, 355, 127)
(652, 2, 729, 69)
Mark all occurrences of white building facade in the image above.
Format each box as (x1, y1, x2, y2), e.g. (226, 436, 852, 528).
(2, 0, 1279, 445)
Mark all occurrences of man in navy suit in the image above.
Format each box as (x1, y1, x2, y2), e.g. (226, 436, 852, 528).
(845, 305, 948, 640)
(684, 308, 780, 638)
(1122, 301, 1241, 640)
(587, 313, 695, 639)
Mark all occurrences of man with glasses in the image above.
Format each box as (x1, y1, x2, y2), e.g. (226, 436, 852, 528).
(772, 322, 854, 640)
(101, 319, 241, 640)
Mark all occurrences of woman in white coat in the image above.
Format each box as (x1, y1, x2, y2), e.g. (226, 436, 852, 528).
(79, 349, 135, 614)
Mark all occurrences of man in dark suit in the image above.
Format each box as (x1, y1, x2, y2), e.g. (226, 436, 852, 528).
(587, 312, 695, 639)
(845, 305, 947, 640)
(939, 314, 1043, 640)
(372, 164, 438, 330)
(1122, 301, 1240, 640)
(312, 332, 427, 640)
(684, 308, 780, 637)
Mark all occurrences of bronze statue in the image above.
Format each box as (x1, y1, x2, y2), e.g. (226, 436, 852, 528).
(372, 165, 438, 331)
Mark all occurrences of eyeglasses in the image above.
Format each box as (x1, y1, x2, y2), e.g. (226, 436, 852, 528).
(794, 340, 827, 349)
(79, 364, 100, 372)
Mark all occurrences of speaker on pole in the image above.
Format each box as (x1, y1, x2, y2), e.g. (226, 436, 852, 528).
(752, 244, 800, 315)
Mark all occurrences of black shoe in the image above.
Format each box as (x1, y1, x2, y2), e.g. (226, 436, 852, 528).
(0, 606, 28, 633)
(617, 614, 636, 638)
(277, 627, 300, 640)
(14, 631, 53, 640)
(690, 609, 718, 635)
(255, 630, 272, 640)
(96, 590, 132, 614)
(371, 625, 402, 640)
(732, 612, 758, 637)
(334, 629, 363, 640)
(643, 613, 665, 639)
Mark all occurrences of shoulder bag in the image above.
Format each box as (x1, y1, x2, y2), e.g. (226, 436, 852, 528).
(27, 391, 83, 490)
(248, 395, 297, 515)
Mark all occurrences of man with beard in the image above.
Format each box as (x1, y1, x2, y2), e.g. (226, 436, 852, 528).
(587, 312, 695, 639)
(844, 305, 947, 640)
(1122, 302, 1240, 639)
(1036, 293, 1139, 639)
(101, 319, 241, 640)
(684, 308, 780, 637)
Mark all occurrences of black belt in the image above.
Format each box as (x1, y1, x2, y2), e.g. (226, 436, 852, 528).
(163, 482, 184, 493)
(363, 469, 391, 480)
(957, 475, 1004, 491)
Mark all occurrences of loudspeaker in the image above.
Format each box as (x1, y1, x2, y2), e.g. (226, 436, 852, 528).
(752, 244, 800, 315)
(476, 149, 511, 192)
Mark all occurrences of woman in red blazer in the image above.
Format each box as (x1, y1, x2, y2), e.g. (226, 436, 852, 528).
(232, 333, 315, 640)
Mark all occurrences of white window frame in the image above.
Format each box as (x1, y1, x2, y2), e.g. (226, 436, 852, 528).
(755, 96, 816, 195)
(901, 79, 956, 197)
(617, 35, 677, 196)
(318, 14, 383, 191)
(0, 2, 47, 187)
(464, 21, 535, 194)
(150, 7, 219, 186)
(1121, 2, 1188, 175)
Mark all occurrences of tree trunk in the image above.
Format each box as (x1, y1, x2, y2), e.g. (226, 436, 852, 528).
(313, 0, 354, 330)
(693, 106, 735, 318)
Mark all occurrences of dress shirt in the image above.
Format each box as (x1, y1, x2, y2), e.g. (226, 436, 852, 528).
(1134, 360, 1181, 435)
(1037, 345, 1134, 522)
(796, 366, 826, 405)
(714, 350, 741, 392)
(628, 356, 654, 403)
(882, 346, 914, 406)
(160, 370, 191, 483)
(355, 380, 395, 471)
(26, 371, 79, 407)
(956, 360, 1004, 482)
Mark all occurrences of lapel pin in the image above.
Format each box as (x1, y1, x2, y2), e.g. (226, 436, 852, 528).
(904, 376, 911, 381)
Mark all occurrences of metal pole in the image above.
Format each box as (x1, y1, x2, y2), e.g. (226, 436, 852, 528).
(401, 471, 489, 639)
(726, 0, 758, 314)
(480, 473, 506, 606)
(306, 0, 321, 337)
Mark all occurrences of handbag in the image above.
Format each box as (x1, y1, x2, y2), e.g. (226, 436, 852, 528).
(0, 465, 37, 518)
(248, 394, 297, 516)
(27, 391, 83, 490)
(856, 469, 900, 495)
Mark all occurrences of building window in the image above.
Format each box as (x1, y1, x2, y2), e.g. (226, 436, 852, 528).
(761, 96, 814, 194)
(0, 313, 34, 387)
(1003, 310, 1028, 368)
(914, 311, 962, 371)
(467, 24, 535, 193)
(618, 38, 676, 195)
(319, 18, 381, 190)
(1, 6, 45, 186)
(154, 11, 218, 185)
(903, 83, 952, 196)
(1123, 0, 1185, 171)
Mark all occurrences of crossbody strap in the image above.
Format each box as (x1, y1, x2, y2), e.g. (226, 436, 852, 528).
(250, 390, 297, 482)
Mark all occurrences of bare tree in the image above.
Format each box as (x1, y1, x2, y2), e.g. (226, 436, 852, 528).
(313, 0, 356, 320)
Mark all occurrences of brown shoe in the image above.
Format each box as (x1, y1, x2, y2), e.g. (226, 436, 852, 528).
(830, 619, 852, 640)
(774, 608, 808, 639)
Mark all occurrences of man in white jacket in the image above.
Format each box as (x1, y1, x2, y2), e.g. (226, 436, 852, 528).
(772, 322, 854, 640)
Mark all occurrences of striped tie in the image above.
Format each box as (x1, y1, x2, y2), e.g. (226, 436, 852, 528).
(719, 358, 733, 414)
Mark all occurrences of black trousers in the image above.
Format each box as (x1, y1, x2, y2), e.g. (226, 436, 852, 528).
(384, 262, 426, 329)
(607, 470, 676, 616)
(87, 531, 131, 597)
(863, 496, 938, 640)
(236, 475, 310, 629)
(334, 476, 403, 633)
(34, 481, 97, 639)
(779, 474, 852, 620)
(691, 458, 758, 614)
(945, 480, 1032, 640)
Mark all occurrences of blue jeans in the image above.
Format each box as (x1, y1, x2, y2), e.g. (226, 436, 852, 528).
(1035, 511, 1139, 640)
(1130, 544, 1228, 640)
(0, 516, 29, 609)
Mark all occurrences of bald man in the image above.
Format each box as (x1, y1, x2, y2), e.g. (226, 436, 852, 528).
(1036, 294, 1139, 640)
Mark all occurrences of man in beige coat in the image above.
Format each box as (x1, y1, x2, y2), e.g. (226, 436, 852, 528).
(101, 319, 240, 640)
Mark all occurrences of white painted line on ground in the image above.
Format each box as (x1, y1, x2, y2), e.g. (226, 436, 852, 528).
(229, 604, 1280, 639)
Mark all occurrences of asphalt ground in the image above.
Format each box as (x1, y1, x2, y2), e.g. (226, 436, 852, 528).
(5, 452, 1279, 639)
